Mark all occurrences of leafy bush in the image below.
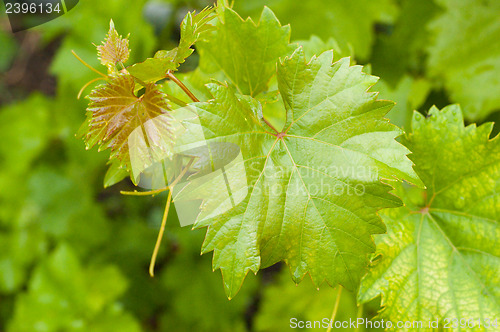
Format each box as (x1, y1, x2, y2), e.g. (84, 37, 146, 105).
(1, 0, 499, 331)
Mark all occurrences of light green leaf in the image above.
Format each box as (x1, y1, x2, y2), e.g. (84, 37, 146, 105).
(103, 159, 128, 188)
(426, 0, 500, 120)
(127, 7, 215, 84)
(359, 105, 500, 329)
(179, 47, 420, 298)
(197, 4, 292, 97)
(234, 0, 399, 60)
(293, 35, 353, 64)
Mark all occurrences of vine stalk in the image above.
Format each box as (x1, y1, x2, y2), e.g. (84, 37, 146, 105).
(262, 116, 279, 134)
(326, 286, 343, 332)
(354, 304, 364, 332)
(149, 189, 172, 277)
(149, 157, 195, 276)
(167, 71, 199, 102)
(121, 187, 168, 196)
(71, 50, 107, 78)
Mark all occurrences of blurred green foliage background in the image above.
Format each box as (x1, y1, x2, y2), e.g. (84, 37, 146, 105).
(1, 0, 499, 331)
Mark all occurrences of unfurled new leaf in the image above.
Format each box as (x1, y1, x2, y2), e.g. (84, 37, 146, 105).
(127, 7, 215, 84)
(96, 20, 130, 72)
(179, 48, 420, 298)
(359, 105, 500, 329)
(84, 74, 173, 182)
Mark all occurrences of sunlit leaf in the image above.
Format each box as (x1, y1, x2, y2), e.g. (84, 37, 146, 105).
(178, 47, 421, 298)
(359, 105, 500, 328)
(197, 4, 292, 97)
(234, 0, 399, 60)
(127, 7, 215, 84)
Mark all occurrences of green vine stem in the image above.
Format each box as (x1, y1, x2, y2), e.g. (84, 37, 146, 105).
(326, 286, 343, 332)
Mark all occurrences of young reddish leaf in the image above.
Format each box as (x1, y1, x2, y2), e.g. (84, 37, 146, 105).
(96, 20, 130, 72)
(84, 73, 173, 182)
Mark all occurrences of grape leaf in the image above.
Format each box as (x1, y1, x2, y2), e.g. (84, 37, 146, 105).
(359, 105, 500, 328)
(127, 7, 215, 84)
(197, 4, 292, 97)
(177, 47, 421, 298)
(83, 73, 173, 181)
(426, 0, 500, 120)
(294, 35, 353, 64)
(96, 20, 130, 72)
(234, 0, 398, 60)
(376, 75, 431, 130)
(103, 159, 129, 188)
